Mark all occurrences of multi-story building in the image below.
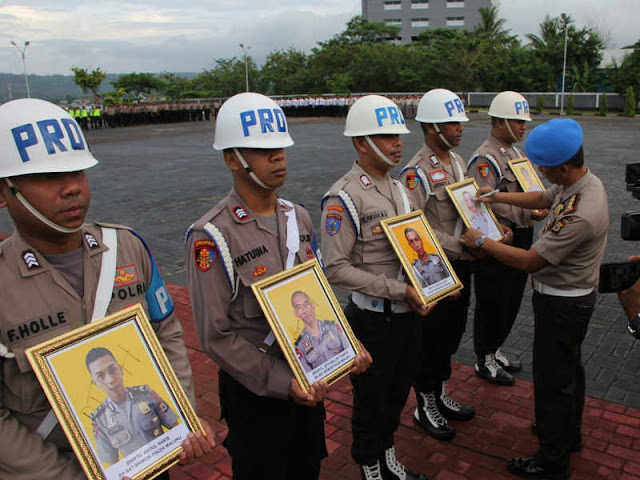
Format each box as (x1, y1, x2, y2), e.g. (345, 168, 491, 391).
(362, 0, 492, 43)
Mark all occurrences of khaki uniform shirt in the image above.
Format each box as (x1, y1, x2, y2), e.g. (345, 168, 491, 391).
(532, 170, 609, 289)
(0, 223, 194, 480)
(413, 254, 448, 288)
(294, 320, 349, 372)
(468, 135, 531, 227)
(186, 189, 316, 400)
(400, 145, 468, 260)
(320, 162, 412, 302)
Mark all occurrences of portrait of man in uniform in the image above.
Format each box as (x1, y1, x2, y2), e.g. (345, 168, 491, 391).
(447, 180, 503, 241)
(292, 291, 350, 373)
(86, 347, 179, 467)
(404, 227, 449, 288)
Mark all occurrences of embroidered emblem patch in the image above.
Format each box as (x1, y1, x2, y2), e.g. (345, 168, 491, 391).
(22, 251, 40, 270)
(406, 173, 418, 190)
(233, 205, 250, 221)
(253, 265, 268, 277)
(429, 169, 447, 184)
(325, 213, 342, 236)
(360, 175, 372, 187)
(327, 204, 344, 212)
(84, 233, 99, 249)
(306, 246, 314, 258)
(114, 264, 139, 287)
(478, 163, 489, 178)
(194, 239, 217, 272)
(551, 220, 565, 234)
(371, 225, 383, 236)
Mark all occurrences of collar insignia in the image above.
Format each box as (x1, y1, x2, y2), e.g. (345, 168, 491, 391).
(360, 174, 372, 187)
(23, 250, 40, 270)
(233, 205, 250, 222)
(85, 233, 99, 249)
(430, 155, 440, 166)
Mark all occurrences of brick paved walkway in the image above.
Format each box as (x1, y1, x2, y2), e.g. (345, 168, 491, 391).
(168, 285, 640, 480)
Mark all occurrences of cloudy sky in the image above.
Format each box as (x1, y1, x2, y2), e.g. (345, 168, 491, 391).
(1, 0, 637, 76)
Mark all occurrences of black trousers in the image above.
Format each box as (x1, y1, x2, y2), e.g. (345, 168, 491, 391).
(473, 227, 533, 358)
(218, 370, 327, 480)
(532, 290, 595, 470)
(346, 302, 421, 465)
(415, 260, 472, 393)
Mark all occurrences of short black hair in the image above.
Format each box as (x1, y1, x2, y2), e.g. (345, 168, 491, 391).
(85, 347, 116, 372)
(563, 146, 584, 168)
(404, 227, 418, 237)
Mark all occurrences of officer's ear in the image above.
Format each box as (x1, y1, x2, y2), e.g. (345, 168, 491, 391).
(223, 149, 242, 173)
(0, 181, 8, 209)
(353, 137, 368, 154)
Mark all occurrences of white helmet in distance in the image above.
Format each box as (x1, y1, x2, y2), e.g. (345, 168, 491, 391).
(0, 98, 97, 179)
(213, 92, 293, 150)
(415, 88, 469, 124)
(343, 95, 410, 137)
(488, 91, 532, 121)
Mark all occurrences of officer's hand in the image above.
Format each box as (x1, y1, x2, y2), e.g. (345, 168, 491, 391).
(531, 208, 549, 221)
(405, 285, 429, 316)
(475, 186, 497, 204)
(178, 418, 216, 465)
(500, 225, 513, 245)
(460, 227, 482, 248)
(289, 377, 327, 407)
(350, 341, 373, 375)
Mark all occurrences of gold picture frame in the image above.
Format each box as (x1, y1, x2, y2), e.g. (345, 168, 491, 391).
(509, 158, 546, 193)
(26, 303, 203, 480)
(381, 211, 463, 306)
(251, 259, 361, 392)
(446, 178, 504, 241)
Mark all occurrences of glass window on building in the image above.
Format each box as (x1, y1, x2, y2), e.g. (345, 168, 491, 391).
(447, 1, 465, 8)
(446, 16, 464, 26)
(385, 18, 402, 26)
(411, 0, 429, 9)
(384, 1, 402, 11)
(411, 17, 429, 27)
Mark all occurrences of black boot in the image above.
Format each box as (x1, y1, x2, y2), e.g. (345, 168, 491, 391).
(413, 391, 455, 441)
(436, 381, 475, 421)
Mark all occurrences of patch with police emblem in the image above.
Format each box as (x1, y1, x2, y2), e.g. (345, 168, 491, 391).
(306, 246, 314, 258)
(325, 213, 342, 236)
(114, 265, 139, 287)
(233, 205, 250, 221)
(194, 239, 217, 272)
(429, 169, 447, 186)
(327, 205, 344, 213)
(253, 265, 268, 277)
(551, 220, 566, 234)
(405, 173, 418, 190)
(22, 251, 40, 270)
(84, 233, 100, 249)
(478, 163, 490, 178)
(360, 175, 372, 187)
(371, 225, 383, 236)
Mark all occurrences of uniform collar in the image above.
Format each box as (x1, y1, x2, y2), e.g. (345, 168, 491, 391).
(350, 162, 377, 190)
(559, 168, 594, 200)
(488, 135, 518, 158)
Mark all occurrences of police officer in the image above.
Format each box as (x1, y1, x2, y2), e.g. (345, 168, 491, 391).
(467, 91, 548, 386)
(185, 92, 371, 480)
(291, 291, 350, 372)
(404, 228, 448, 288)
(0, 98, 214, 479)
(399, 89, 478, 441)
(87, 347, 179, 466)
(460, 118, 609, 479)
(321, 95, 429, 480)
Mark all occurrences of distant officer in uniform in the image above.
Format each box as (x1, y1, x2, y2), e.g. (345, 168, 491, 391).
(467, 91, 547, 386)
(87, 347, 179, 466)
(0, 99, 214, 480)
(404, 227, 448, 287)
(186, 92, 371, 480)
(460, 118, 609, 480)
(321, 95, 429, 480)
(399, 89, 479, 441)
(292, 291, 350, 372)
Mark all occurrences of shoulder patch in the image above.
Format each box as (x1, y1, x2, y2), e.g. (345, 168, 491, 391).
(405, 172, 418, 190)
(478, 163, 489, 178)
(325, 213, 342, 236)
(551, 220, 566, 234)
(327, 204, 344, 212)
(194, 239, 217, 272)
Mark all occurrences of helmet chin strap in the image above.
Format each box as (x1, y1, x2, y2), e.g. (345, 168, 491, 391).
(232, 148, 273, 190)
(4, 178, 82, 234)
(433, 124, 453, 149)
(505, 120, 520, 143)
(364, 136, 396, 167)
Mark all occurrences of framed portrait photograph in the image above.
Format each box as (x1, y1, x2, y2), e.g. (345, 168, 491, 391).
(26, 304, 203, 480)
(381, 211, 463, 306)
(446, 178, 504, 241)
(509, 158, 546, 193)
(251, 259, 360, 392)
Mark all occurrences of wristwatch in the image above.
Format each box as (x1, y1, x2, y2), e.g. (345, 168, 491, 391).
(628, 314, 640, 339)
(475, 235, 486, 248)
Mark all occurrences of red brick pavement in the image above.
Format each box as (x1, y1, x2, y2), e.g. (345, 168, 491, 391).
(168, 282, 640, 480)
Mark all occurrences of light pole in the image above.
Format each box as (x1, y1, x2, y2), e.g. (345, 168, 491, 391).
(11, 40, 31, 98)
(239, 43, 249, 92)
(559, 14, 569, 115)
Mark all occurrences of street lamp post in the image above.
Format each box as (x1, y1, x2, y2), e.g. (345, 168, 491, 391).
(559, 14, 569, 115)
(11, 40, 31, 98)
(239, 43, 249, 92)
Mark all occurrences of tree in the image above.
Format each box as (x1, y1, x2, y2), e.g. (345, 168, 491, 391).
(71, 67, 106, 103)
(610, 40, 640, 99)
(320, 16, 400, 46)
(475, 5, 516, 45)
(259, 48, 311, 95)
(193, 57, 260, 97)
(111, 72, 166, 97)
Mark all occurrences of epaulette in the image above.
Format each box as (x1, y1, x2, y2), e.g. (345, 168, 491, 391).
(128, 385, 150, 399)
(93, 221, 133, 232)
(90, 403, 107, 420)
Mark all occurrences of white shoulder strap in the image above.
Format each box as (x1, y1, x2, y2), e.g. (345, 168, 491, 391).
(277, 198, 300, 269)
(203, 222, 237, 297)
(513, 146, 522, 157)
(92, 227, 117, 322)
(414, 165, 432, 196)
(392, 179, 410, 214)
(337, 189, 361, 238)
(484, 154, 503, 185)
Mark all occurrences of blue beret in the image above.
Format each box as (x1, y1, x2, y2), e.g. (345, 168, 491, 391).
(524, 118, 584, 167)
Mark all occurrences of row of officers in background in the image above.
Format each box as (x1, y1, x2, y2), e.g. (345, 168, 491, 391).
(0, 89, 607, 480)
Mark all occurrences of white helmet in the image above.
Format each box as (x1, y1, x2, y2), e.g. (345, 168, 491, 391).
(415, 88, 469, 124)
(488, 91, 532, 121)
(213, 92, 293, 150)
(0, 98, 98, 179)
(344, 95, 410, 137)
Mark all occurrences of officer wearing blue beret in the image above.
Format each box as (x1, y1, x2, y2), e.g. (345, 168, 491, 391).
(460, 118, 609, 479)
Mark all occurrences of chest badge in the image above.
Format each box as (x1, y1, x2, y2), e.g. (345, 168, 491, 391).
(114, 265, 139, 287)
(325, 213, 342, 236)
(253, 265, 268, 277)
(22, 250, 40, 270)
(194, 239, 217, 272)
(429, 169, 447, 184)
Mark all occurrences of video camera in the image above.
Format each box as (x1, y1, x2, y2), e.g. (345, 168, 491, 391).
(599, 163, 640, 293)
